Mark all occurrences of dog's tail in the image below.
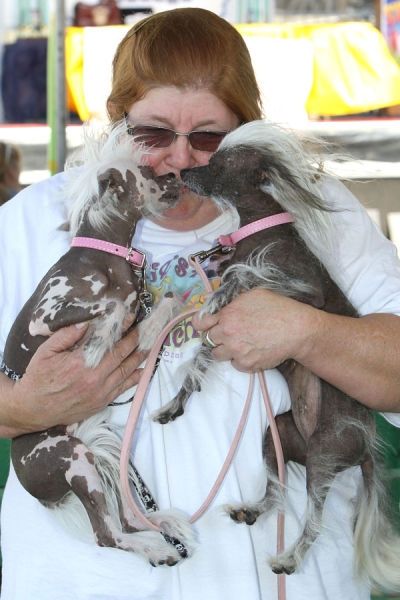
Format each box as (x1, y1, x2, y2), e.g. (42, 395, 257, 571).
(52, 408, 145, 541)
(354, 451, 400, 594)
(76, 407, 144, 517)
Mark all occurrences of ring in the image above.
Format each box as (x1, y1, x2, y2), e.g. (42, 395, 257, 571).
(202, 330, 218, 349)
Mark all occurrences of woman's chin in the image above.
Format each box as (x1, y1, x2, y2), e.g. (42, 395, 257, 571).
(151, 194, 219, 230)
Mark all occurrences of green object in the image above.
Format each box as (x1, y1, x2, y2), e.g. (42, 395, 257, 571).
(375, 413, 400, 532)
(0, 439, 10, 490)
(0, 438, 11, 569)
(370, 414, 400, 600)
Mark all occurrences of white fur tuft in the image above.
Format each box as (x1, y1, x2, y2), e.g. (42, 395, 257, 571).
(214, 244, 318, 303)
(64, 120, 172, 236)
(218, 120, 337, 256)
(354, 465, 400, 593)
(65, 120, 147, 236)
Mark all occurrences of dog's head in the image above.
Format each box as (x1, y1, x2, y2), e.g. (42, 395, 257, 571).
(67, 122, 182, 235)
(181, 146, 269, 203)
(181, 120, 327, 217)
(97, 165, 181, 219)
(136, 166, 181, 215)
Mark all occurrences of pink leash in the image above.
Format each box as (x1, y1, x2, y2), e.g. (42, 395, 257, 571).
(114, 213, 292, 600)
(188, 253, 287, 599)
(119, 304, 255, 528)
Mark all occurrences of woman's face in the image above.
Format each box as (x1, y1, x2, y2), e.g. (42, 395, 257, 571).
(126, 86, 239, 231)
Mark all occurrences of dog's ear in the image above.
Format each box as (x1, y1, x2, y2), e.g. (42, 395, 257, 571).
(98, 168, 122, 197)
(244, 148, 272, 186)
(259, 169, 271, 186)
(138, 165, 155, 181)
(98, 170, 110, 197)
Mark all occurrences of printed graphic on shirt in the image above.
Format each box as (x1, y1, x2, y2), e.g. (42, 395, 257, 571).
(146, 252, 220, 365)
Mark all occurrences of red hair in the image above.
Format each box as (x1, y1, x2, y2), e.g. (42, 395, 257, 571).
(107, 8, 263, 123)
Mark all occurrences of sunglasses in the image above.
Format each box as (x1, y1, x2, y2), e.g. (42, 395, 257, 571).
(125, 120, 228, 152)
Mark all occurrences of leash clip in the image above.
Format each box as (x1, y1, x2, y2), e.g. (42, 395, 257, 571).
(139, 275, 153, 316)
(190, 244, 233, 264)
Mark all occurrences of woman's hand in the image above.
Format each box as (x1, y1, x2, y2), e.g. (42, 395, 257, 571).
(2, 323, 147, 437)
(193, 288, 317, 372)
(193, 287, 400, 412)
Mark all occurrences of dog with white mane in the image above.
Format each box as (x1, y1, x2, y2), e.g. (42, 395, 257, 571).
(2, 122, 195, 566)
(153, 120, 400, 593)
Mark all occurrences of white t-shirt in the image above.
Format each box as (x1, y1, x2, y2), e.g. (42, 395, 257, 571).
(0, 173, 399, 600)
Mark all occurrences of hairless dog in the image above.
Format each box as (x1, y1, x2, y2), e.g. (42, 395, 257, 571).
(153, 120, 400, 592)
(2, 123, 195, 566)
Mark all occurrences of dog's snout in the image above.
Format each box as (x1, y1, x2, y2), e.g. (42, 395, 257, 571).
(180, 168, 190, 182)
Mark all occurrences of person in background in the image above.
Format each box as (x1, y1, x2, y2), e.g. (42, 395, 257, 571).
(0, 8, 399, 600)
(0, 142, 22, 206)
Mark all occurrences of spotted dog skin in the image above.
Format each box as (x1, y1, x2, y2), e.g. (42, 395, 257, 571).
(5, 167, 179, 373)
(3, 163, 195, 566)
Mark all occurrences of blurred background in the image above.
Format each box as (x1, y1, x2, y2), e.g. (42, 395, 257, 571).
(1, 1, 400, 236)
(0, 2, 399, 598)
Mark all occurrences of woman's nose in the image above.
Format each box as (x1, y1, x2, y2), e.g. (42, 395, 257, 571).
(165, 135, 195, 171)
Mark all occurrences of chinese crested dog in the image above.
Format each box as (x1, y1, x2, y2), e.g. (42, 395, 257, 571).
(3, 122, 195, 566)
(153, 120, 400, 591)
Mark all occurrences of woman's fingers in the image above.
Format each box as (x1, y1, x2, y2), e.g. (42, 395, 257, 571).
(16, 324, 149, 429)
(39, 322, 89, 356)
(95, 327, 148, 399)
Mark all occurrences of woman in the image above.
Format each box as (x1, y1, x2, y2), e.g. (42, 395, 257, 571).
(0, 8, 399, 600)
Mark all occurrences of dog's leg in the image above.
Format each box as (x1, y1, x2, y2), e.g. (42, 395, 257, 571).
(153, 278, 239, 424)
(29, 291, 130, 368)
(269, 443, 333, 575)
(13, 429, 190, 565)
(138, 294, 182, 351)
(152, 345, 213, 423)
(202, 276, 238, 315)
(65, 439, 196, 565)
(227, 411, 306, 524)
(81, 302, 129, 367)
(12, 427, 79, 504)
(269, 418, 368, 575)
(13, 428, 137, 546)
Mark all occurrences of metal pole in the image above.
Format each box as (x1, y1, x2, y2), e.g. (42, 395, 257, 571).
(55, 0, 66, 171)
(48, 0, 67, 174)
(268, 0, 275, 21)
(375, 0, 382, 31)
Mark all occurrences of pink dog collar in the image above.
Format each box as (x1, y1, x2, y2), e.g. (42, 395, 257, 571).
(218, 212, 294, 247)
(71, 237, 146, 269)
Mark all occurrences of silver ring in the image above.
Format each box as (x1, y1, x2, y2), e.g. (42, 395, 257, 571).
(202, 330, 218, 349)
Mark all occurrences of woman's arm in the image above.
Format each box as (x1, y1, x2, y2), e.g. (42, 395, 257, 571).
(193, 288, 400, 412)
(0, 323, 146, 438)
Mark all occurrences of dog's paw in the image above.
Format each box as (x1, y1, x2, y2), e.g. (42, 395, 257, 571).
(117, 529, 191, 566)
(269, 550, 298, 575)
(147, 509, 197, 559)
(138, 531, 185, 566)
(224, 503, 260, 525)
(151, 399, 185, 424)
(202, 288, 226, 315)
